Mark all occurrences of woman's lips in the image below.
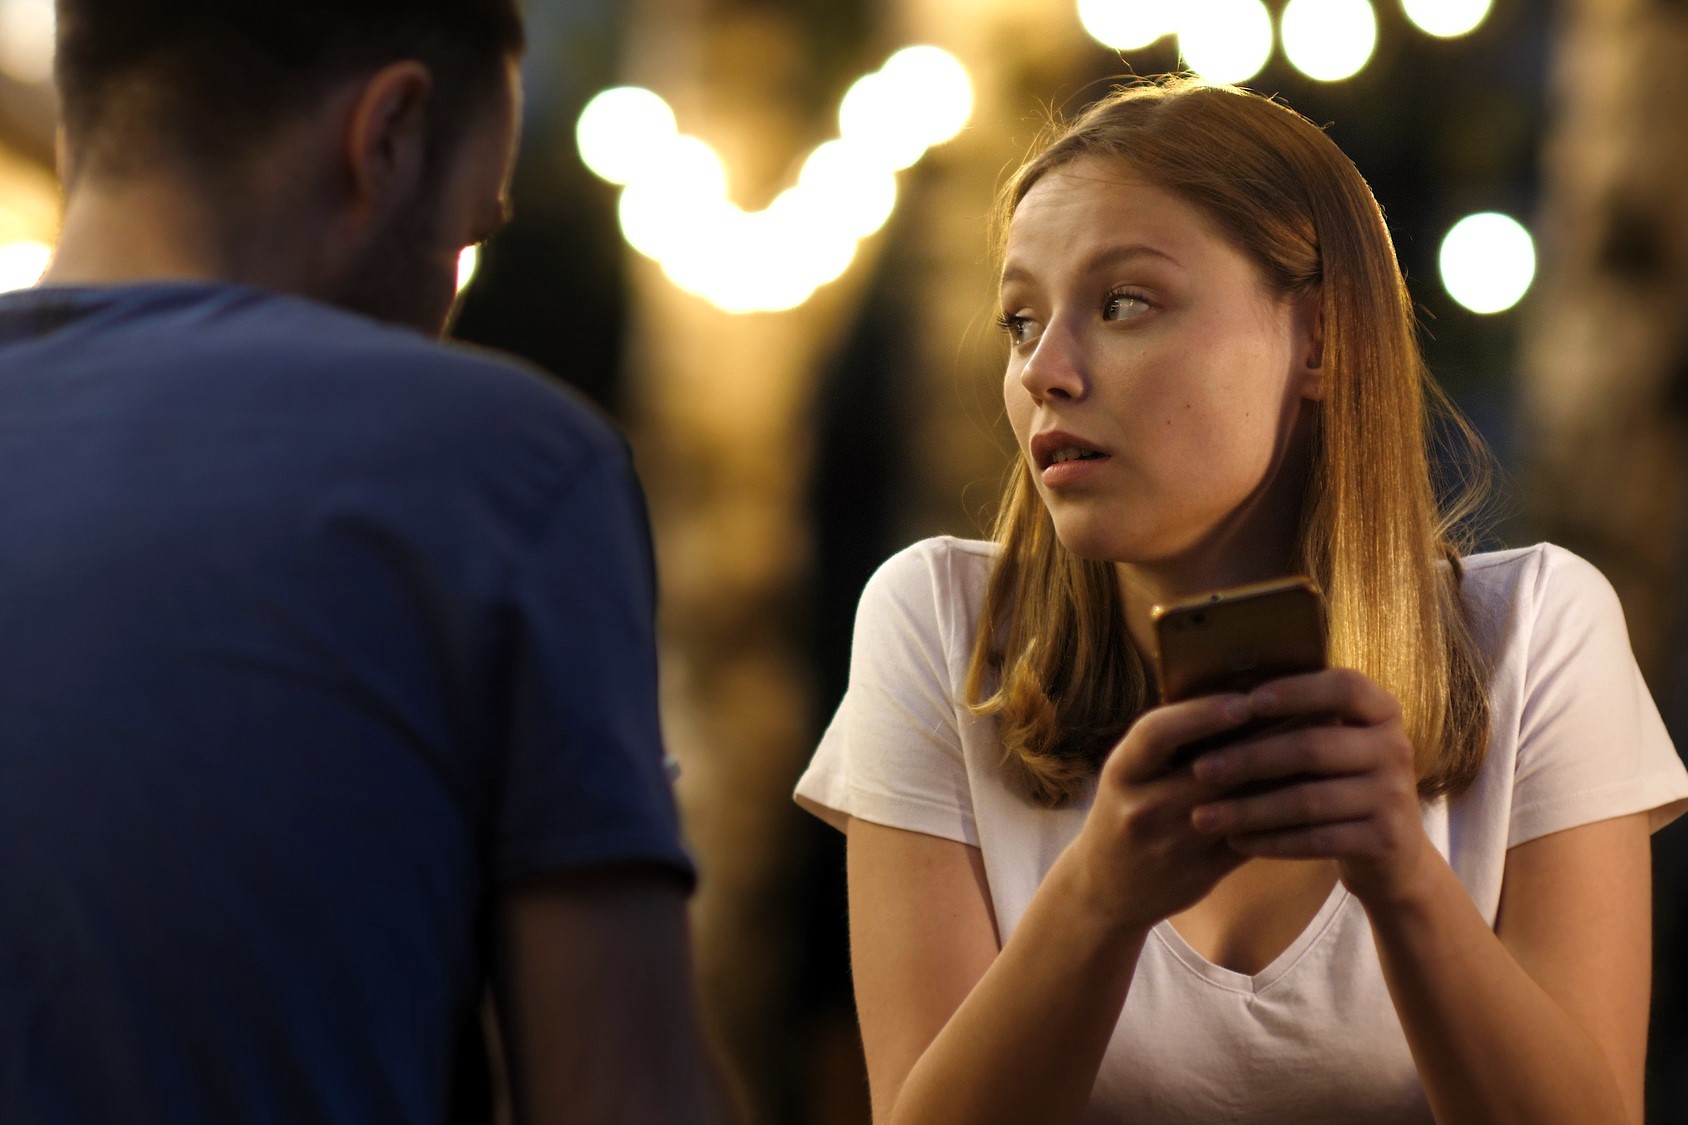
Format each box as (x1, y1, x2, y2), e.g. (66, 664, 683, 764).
(1031, 430, 1109, 486)
(1041, 452, 1109, 487)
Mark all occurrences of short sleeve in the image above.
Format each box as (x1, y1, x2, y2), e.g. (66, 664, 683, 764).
(492, 451, 693, 886)
(1508, 545, 1688, 847)
(795, 541, 979, 846)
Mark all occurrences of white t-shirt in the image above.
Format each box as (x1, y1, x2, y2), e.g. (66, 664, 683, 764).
(795, 537, 1688, 1124)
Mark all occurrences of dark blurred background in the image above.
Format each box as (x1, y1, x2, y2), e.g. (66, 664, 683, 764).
(3, 0, 1684, 1121)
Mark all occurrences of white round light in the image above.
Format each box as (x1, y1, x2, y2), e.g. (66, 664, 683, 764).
(575, 86, 679, 186)
(1077, 0, 1174, 51)
(0, 0, 54, 86)
(0, 240, 51, 292)
(1402, 0, 1493, 38)
(1178, 0, 1274, 86)
(878, 45, 973, 149)
(764, 188, 859, 293)
(660, 203, 761, 313)
(839, 71, 931, 172)
(615, 135, 728, 262)
(720, 207, 831, 314)
(798, 139, 898, 240)
(1282, 0, 1376, 82)
(1439, 212, 1534, 314)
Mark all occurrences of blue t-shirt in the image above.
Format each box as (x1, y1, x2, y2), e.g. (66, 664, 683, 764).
(0, 283, 692, 1124)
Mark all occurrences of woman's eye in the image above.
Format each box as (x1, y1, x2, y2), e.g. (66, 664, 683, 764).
(996, 313, 1036, 344)
(1103, 292, 1151, 320)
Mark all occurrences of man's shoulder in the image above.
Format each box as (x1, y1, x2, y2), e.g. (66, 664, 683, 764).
(8, 282, 625, 462)
(216, 288, 621, 450)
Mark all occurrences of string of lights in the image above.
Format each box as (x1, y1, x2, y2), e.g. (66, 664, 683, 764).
(0, 0, 1529, 316)
(573, 0, 1528, 317)
(576, 46, 972, 314)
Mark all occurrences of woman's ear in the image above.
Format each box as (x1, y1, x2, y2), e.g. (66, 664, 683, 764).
(1295, 291, 1326, 401)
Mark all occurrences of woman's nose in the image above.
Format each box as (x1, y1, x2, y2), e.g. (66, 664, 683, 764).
(1018, 322, 1088, 402)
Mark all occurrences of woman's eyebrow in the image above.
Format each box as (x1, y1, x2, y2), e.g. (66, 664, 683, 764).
(1000, 242, 1183, 288)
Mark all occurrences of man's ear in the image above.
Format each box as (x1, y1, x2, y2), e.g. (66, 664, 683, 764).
(1295, 290, 1326, 401)
(343, 61, 433, 225)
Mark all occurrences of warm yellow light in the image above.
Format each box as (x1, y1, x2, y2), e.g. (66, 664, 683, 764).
(615, 135, 728, 264)
(456, 245, 480, 295)
(798, 140, 898, 239)
(580, 45, 969, 313)
(764, 189, 858, 292)
(0, 240, 50, 292)
(838, 72, 927, 172)
(1178, 0, 1274, 85)
(879, 46, 973, 148)
(1402, 0, 1492, 38)
(657, 194, 861, 316)
(0, 0, 54, 86)
(1077, 0, 1174, 51)
(715, 204, 851, 314)
(1281, 0, 1377, 82)
(575, 86, 679, 186)
(1440, 212, 1534, 314)
(840, 46, 972, 171)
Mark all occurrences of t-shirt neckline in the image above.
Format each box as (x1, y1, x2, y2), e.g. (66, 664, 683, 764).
(1151, 882, 1353, 996)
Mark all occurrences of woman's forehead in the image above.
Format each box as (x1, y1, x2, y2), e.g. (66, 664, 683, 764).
(1003, 160, 1225, 279)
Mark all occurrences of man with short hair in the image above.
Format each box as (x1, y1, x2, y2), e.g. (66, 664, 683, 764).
(0, 3, 728, 1122)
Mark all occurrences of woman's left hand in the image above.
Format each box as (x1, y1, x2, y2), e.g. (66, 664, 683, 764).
(1186, 667, 1434, 906)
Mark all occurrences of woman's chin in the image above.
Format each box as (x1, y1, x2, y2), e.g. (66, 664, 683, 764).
(1050, 517, 1203, 569)
(1050, 525, 1151, 565)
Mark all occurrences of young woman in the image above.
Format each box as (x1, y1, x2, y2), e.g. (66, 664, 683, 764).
(796, 78, 1688, 1124)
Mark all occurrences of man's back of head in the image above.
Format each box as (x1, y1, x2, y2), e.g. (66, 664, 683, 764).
(56, 0, 524, 182)
(47, 0, 526, 334)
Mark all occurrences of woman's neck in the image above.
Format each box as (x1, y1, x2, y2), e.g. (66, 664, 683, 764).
(1115, 417, 1316, 659)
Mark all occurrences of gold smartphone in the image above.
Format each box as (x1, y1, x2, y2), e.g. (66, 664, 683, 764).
(1151, 576, 1328, 704)
(1150, 577, 1330, 771)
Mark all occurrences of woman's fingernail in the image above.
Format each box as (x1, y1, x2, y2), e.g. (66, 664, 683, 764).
(1251, 688, 1277, 712)
(1223, 696, 1250, 722)
(1192, 806, 1221, 832)
(1193, 754, 1225, 782)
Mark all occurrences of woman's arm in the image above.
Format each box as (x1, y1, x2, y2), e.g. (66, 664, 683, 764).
(1189, 670, 1647, 1124)
(1368, 813, 1648, 1124)
(849, 692, 1256, 1125)
(848, 821, 1144, 1125)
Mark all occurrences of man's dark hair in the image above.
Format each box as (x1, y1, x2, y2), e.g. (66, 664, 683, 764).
(55, 0, 525, 178)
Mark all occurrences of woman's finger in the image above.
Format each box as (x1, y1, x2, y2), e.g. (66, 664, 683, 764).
(1190, 723, 1395, 788)
(1106, 692, 1255, 784)
(1221, 819, 1378, 861)
(1247, 666, 1400, 727)
(1190, 775, 1378, 836)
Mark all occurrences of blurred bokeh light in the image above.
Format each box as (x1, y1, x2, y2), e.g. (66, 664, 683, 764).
(0, 0, 54, 86)
(575, 86, 679, 187)
(1439, 212, 1535, 314)
(1178, 0, 1275, 85)
(1282, 0, 1377, 83)
(1077, 0, 1174, 51)
(581, 46, 970, 315)
(1402, 0, 1493, 39)
(839, 47, 971, 172)
(0, 239, 50, 292)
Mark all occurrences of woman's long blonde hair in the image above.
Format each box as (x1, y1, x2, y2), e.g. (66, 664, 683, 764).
(965, 77, 1492, 806)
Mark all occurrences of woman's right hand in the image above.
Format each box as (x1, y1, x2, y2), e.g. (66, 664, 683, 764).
(1064, 692, 1259, 932)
